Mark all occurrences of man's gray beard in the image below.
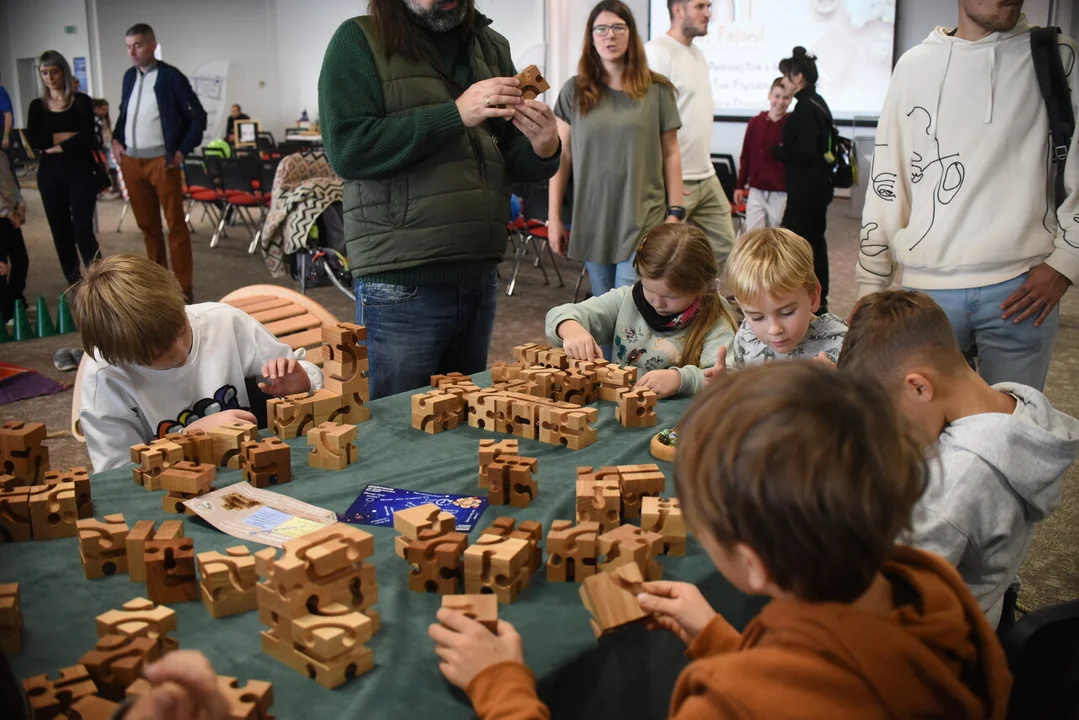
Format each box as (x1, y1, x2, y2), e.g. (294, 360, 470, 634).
(404, 0, 469, 32)
(682, 18, 707, 39)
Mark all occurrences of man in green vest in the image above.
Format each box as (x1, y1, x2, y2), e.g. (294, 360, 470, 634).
(320, 0, 561, 399)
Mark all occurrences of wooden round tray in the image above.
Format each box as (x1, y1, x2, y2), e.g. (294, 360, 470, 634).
(649, 431, 676, 463)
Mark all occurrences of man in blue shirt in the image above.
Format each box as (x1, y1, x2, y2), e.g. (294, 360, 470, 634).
(0, 74, 13, 151)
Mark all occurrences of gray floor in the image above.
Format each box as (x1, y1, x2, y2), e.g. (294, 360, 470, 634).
(3, 188, 1077, 613)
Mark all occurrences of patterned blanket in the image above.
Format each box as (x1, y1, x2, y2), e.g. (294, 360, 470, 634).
(260, 152, 344, 278)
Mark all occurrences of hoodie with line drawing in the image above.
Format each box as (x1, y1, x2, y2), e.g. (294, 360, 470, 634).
(909, 382, 1079, 628)
(857, 16, 1079, 298)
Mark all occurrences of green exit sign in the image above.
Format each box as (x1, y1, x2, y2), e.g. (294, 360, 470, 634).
(64, 25, 77, 34)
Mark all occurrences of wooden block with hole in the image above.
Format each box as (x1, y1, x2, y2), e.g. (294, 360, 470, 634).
(127, 520, 184, 583)
(411, 390, 464, 434)
(442, 595, 498, 633)
(22, 664, 99, 717)
(240, 437, 291, 488)
(484, 456, 538, 507)
(267, 392, 314, 439)
(322, 322, 368, 384)
(165, 429, 216, 465)
(79, 633, 161, 700)
(538, 405, 599, 449)
(0, 485, 33, 542)
(546, 520, 600, 583)
(393, 503, 455, 541)
(580, 563, 649, 638)
(515, 64, 550, 99)
(575, 471, 622, 532)
(307, 422, 357, 470)
(261, 623, 372, 690)
(130, 442, 173, 491)
(405, 532, 467, 594)
(597, 364, 639, 402)
(0, 583, 21, 655)
(127, 674, 275, 720)
(96, 597, 178, 654)
(478, 439, 519, 488)
(77, 514, 130, 579)
(512, 343, 550, 365)
(598, 523, 664, 581)
(0, 419, 49, 486)
(28, 481, 79, 540)
(161, 490, 198, 515)
(463, 535, 532, 603)
(198, 546, 258, 618)
(160, 461, 216, 496)
(144, 537, 198, 604)
(641, 496, 687, 556)
(43, 466, 93, 519)
(206, 422, 258, 469)
(615, 388, 658, 428)
(510, 520, 544, 579)
(490, 361, 526, 383)
(618, 464, 666, 519)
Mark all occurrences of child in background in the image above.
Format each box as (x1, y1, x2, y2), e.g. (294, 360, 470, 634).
(0, 151, 27, 325)
(838, 290, 1079, 628)
(721, 228, 846, 368)
(91, 98, 121, 198)
(734, 78, 790, 231)
(545, 224, 737, 398)
(74, 254, 324, 473)
(428, 362, 1012, 718)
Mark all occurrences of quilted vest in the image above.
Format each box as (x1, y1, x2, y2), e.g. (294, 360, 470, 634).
(346, 16, 513, 278)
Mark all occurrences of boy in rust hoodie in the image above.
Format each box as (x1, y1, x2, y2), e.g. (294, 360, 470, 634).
(429, 362, 1013, 719)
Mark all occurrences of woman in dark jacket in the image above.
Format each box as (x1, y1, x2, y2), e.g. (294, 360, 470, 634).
(774, 47, 834, 312)
(25, 50, 101, 285)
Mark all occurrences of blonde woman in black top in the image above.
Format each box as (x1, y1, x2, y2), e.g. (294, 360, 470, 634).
(25, 50, 101, 285)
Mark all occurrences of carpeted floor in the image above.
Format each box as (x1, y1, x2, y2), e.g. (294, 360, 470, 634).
(2, 187, 1077, 614)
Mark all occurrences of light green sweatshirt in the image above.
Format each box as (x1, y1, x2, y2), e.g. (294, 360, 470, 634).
(545, 286, 736, 396)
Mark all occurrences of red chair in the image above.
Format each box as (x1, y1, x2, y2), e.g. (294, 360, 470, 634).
(181, 156, 225, 242)
(505, 183, 565, 296)
(217, 156, 264, 249)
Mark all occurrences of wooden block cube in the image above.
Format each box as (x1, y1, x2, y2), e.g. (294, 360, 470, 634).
(0, 420, 49, 486)
(546, 520, 600, 583)
(598, 523, 664, 581)
(580, 563, 649, 637)
(641, 497, 687, 556)
(161, 491, 198, 515)
(0, 485, 32, 542)
(206, 422, 258, 469)
(144, 538, 198, 604)
(28, 481, 79, 540)
(464, 536, 532, 603)
(485, 456, 538, 507)
(160, 461, 216, 496)
(77, 514, 130, 579)
(79, 634, 160, 700)
(615, 388, 658, 428)
(22, 664, 98, 717)
(96, 598, 178, 654)
(267, 393, 314, 439)
(442, 595, 499, 633)
(307, 422, 357, 470)
(617, 464, 666, 519)
(165, 429, 215, 465)
(43, 466, 93, 518)
(240, 437, 291, 488)
(411, 390, 464, 434)
(198, 546, 258, 618)
(575, 473, 621, 532)
(405, 532, 467, 594)
(478, 439, 519, 488)
(393, 503, 456, 541)
(126, 520, 185, 583)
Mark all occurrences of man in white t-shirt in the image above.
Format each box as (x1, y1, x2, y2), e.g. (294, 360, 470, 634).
(646, 0, 735, 269)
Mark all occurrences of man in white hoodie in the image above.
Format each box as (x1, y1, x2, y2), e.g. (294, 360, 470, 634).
(839, 290, 1079, 628)
(857, 1, 1079, 391)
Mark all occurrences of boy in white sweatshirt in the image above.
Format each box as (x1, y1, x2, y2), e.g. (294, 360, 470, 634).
(74, 255, 323, 472)
(839, 290, 1079, 627)
(857, 3, 1079, 392)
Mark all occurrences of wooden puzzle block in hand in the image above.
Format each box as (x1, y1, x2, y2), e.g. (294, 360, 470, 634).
(442, 594, 499, 633)
(127, 673, 275, 720)
(580, 563, 649, 638)
(515, 64, 550, 100)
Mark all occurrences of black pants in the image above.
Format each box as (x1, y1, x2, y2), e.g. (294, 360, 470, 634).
(37, 160, 100, 285)
(0, 218, 27, 323)
(782, 199, 831, 308)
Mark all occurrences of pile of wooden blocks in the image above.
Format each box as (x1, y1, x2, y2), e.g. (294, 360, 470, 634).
(468, 388, 599, 449)
(490, 344, 643, 408)
(441, 595, 499, 632)
(576, 464, 668, 531)
(0, 583, 21, 655)
(546, 517, 676, 585)
(22, 665, 119, 718)
(410, 372, 480, 434)
(131, 431, 229, 514)
(197, 546, 258, 618)
(478, 439, 538, 507)
(255, 524, 380, 688)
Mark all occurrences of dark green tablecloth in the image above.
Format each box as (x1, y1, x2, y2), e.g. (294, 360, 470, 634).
(4, 373, 764, 719)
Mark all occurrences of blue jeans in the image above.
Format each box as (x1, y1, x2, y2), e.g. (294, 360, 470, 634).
(355, 271, 498, 399)
(584, 257, 637, 297)
(917, 273, 1060, 391)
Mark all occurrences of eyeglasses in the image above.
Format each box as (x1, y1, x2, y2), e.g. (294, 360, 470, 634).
(592, 23, 629, 37)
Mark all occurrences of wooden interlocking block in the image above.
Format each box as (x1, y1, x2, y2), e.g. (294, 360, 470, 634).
(484, 456, 538, 507)
(405, 532, 467, 594)
(515, 64, 550, 99)
(480, 516, 518, 538)
(641, 497, 687, 556)
(144, 538, 198, 604)
(596, 364, 639, 402)
(70, 695, 119, 719)
(161, 490, 198, 515)
(129, 441, 177, 491)
(575, 471, 621, 532)
(490, 361, 526, 383)
(546, 520, 600, 583)
(536, 348, 568, 369)
(307, 422, 358, 470)
(217, 675, 275, 720)
(206, 422, 258, 469)
(77, 514, 130, 579)
(598, 523, 664, 581)
(96, 598, 178, 654)
(615, 388, 658, 428)
(28, 481, 79, 540)
(510, 520, 543, 578)
(520, 366, 568, 399)
(538, 405, 599, 449)
(478, 439, 519, 488)
(22, 664, 99, 718)
(160, 461, 216, 496)
(0, 420, 49, 486)
(411, 390, 465, 434)
(266, 392, 315, 439)
(125, 520, 186, 583)
(80, 634, 161, 700)
(240, 437, 291, 488)
(0, 485, 32, 542)
(430, 372, 472, 390)
(43, 466, 93, 518)
(0, 583, 21, 655)
(442, 595, 499, 633)
(261, 623, 373, 690)
(198, 546, 258, 618)
(393, 503, 456, 541)
(323, 323, 369, 404)
(306, 388, 346, 426)
(464, 535, 531, 603)
(165, 429, 216, 465)
(580, 563, 649, 638)
(512, 343, 551, 365)
(617, 463, 666, 519)
(0, 473, 17, 491)
(552, 368, 597, 405)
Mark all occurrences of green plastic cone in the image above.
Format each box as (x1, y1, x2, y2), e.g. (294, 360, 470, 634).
(57, 293, 77, 334)
(35, 297, 56, 338)
(12, 299, 32, 341)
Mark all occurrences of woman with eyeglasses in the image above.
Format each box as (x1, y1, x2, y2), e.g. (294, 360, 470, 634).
(25, 50, 101, 285)
(548, 0, 683, 298)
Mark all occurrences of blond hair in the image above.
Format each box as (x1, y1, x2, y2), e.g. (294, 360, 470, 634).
(725, 228, 818, 302)
(72, 255, 188, 366)
(676, 362, 925, 602)
(633, 224, 738, 367)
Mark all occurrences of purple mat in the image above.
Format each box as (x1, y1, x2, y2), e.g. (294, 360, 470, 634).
(0, 367, 70, 405)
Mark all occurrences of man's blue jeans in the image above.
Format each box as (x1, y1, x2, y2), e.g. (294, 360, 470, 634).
(584, 258, 637, 298)
(917, 273, 1060, 391)
(355, 271, 498, 399)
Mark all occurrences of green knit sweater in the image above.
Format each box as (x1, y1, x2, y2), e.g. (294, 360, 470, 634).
(319, 15, 560, 286)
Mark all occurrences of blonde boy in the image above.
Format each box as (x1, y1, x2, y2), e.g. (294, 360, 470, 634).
(74, 255, 323, 472)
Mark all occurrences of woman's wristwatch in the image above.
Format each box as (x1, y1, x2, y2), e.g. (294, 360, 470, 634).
(666, 206, 687, 220)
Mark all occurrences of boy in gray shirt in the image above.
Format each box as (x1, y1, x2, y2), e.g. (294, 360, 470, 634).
(839, 290, 1079, 627)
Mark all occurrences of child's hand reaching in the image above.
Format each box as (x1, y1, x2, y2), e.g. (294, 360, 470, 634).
(703, 346, 729, 385)
(125, 650, 230, 720)
(637, 581, 718, 646)
(636, 368, 681, 398)
(558, 320, 604, 362)
(258, 357, 311, 397)
(428, 608, 525, 691)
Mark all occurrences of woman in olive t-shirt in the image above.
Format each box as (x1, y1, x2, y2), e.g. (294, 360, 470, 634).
(548, 0, 683, 298)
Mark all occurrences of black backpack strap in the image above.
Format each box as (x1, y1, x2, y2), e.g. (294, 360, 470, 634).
(1031, 26, 1075, 208)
